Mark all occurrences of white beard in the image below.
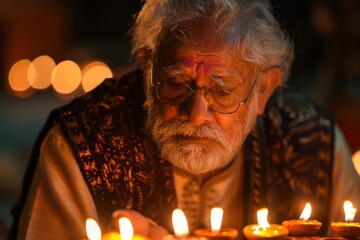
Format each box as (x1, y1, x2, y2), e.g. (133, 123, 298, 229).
(144, 75, 258, 175)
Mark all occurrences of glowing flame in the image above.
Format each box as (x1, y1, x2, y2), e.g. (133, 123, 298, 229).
(172, 208, 189, 237)
(86, 218, 101, 240)
(300, 203, 312, 220)
(257, 208, 270, 229)
(344, 200, 356, 222)
(211, 207, 223, 232)
(119, 217, 134, 240)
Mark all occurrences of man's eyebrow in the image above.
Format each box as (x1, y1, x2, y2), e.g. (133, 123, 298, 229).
(161, 65, 183, 77)
(210, 76, 227, 86)
(210, 75, 244, 87)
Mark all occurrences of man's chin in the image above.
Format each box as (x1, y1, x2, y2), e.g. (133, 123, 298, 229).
(160, 144, 233, 175)
(168, 157, 230, 175)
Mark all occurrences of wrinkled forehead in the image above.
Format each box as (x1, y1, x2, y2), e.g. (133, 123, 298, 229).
(154, 35, 255, 80)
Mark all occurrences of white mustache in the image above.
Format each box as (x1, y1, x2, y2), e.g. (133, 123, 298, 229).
(157, 119, 229, 142)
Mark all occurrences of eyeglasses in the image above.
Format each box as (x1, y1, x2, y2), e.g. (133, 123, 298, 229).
(151, 71, 258, 114)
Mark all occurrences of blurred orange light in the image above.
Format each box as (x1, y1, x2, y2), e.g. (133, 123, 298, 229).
(353, 150, 360, 176)
(51, 60, 81, 94)
(28, 55, 56, 89)
(8, 59, 32, 92)
(82, 61, 113, 92)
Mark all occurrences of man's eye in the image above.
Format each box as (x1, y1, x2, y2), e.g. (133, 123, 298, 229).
(217, 90, 230, 96)
(167, 81, 185, 89)
(212, 89, 231, 97)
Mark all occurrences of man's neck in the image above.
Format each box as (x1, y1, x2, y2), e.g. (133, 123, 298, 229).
(173, 152, 241, 186)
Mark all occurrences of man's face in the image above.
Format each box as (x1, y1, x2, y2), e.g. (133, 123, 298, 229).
(146, 36, 260, 175)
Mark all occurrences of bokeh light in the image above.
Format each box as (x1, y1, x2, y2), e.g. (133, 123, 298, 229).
(51, 60, 81, 94)
(8, 56, 113, 97)
(82, 61, 113, 92)
(8, 59, 32, 92)
(353, 150, 360, 176)
(28, 55, 56, 89)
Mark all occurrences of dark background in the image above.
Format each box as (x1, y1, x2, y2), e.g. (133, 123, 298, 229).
(0, 0, 359, 238)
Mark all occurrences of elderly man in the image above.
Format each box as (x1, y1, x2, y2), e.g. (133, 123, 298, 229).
(9, 0, 360, 239)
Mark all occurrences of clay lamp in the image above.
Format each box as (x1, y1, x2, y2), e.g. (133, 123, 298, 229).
(163, 208, 208, 240)
(331, 200, 360, 239)
(282, 202, 322, 236)
(85, 217, 150, 240)
(243, 208, 288, 240)
(194, 207, 238, 240)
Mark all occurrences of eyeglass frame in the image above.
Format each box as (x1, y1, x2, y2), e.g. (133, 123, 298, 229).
(150, 65, 259, 114)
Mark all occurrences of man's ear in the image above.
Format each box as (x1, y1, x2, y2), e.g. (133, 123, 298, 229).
(256, 67, 281, 115)
(136, 47, 153, 70)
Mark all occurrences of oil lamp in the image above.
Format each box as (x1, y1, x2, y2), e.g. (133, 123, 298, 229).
(331, 200, 360, 239)
(194, 207, 238, 240)
(282, 203, 322, 236)
(162, 209, 208, 240)
(243, 208, 288, 240)
(85, 217, 150, 240)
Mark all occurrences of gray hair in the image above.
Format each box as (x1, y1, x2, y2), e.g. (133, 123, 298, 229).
(131, 0, 294, 84)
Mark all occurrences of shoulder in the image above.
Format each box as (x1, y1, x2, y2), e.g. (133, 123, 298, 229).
(60, 68, 144, 111)
(48, 69, 145, 127)
(264, 87, 334, 133)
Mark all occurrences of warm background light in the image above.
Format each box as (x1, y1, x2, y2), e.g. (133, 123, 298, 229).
(28, 55, 56, 89)
(51, 60, 81, 94)
(8, 59, 32, 92)
(353, 151, 360, 175)
(7, 56, 114, 96)
(81, 61, 113, 92)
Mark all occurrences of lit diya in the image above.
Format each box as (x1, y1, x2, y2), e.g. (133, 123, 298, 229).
(331, 200, 360, 239)
(282, 202, 322, 236)
(243, 208, 288, 240)
(162, 209, 208, 240)
(194, 207, 238, 240)
(86, 217, 150, 240)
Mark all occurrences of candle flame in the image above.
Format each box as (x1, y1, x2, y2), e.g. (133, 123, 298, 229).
(172, 208, 189, 237)
(257, 208, 270, 229)
(86, 218, 101, 240)
(211, 207, 223, 232)
(299, 203, 312, 220)
(344, 200, 356, 222)
(119, 217, 134, 240)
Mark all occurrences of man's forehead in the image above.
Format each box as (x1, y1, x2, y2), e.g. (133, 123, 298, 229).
(163, 54, 249, 80)
(181, 56, 227, 68)
(158, 38, 254, 78)
(166, 40, 249, 65)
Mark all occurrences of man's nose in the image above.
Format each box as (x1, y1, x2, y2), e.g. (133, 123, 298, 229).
(180, 91, 213, 125)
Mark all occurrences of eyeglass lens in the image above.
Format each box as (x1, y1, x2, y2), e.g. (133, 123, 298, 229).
(155, 80, 241, 113)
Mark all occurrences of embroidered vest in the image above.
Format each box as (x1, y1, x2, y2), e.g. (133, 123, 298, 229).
(244, 88, 334, 235)
(9, 69, 334, 238)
